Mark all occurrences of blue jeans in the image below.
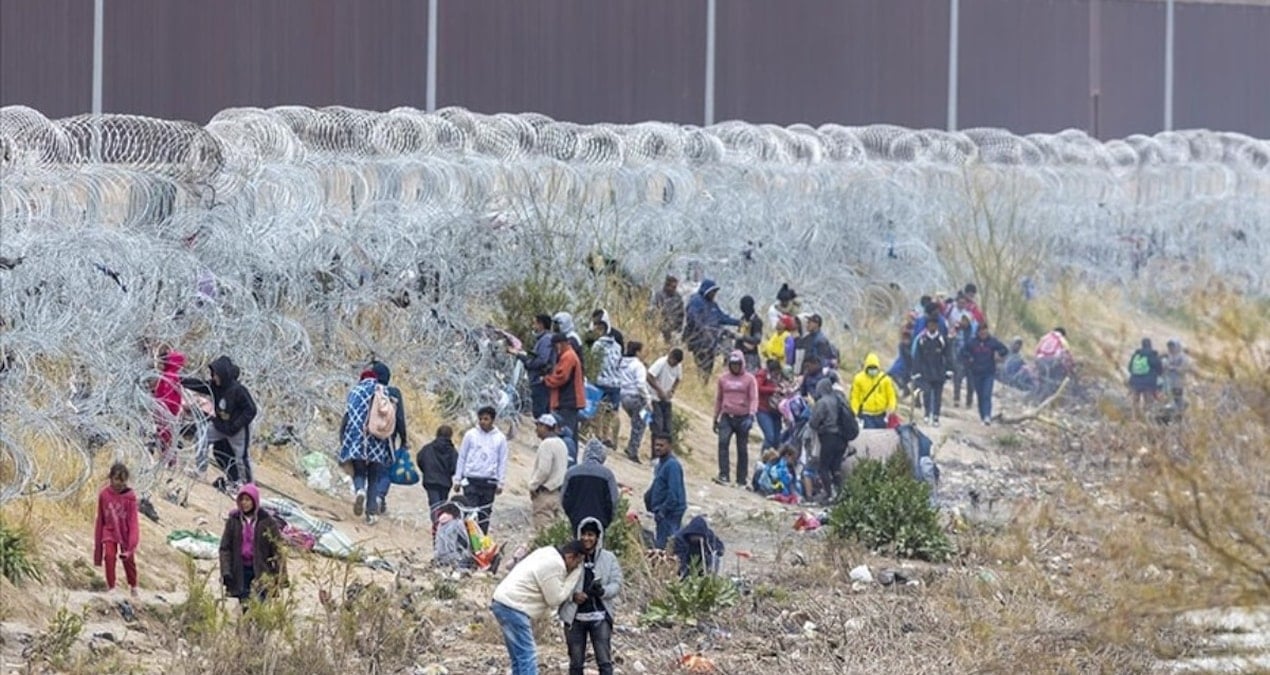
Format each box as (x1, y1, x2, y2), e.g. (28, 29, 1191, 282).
(491, 601, 538, 675)
(859, 413, 888, 430)
(716, 414, 753, 483)
(552, 407, 580, 464)
(972, 373, 996, 421)
(373, 459, 392, 513)
(530, 382, 550, 419)
(655, 510, 684, 549)
(351, 460, 388, 515)
(756, 411, 782, 449)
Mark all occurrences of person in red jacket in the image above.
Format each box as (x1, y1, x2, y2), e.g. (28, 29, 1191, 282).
(544, 334, 586, 453)
(152, 347, 186, 465)
(754, 358, 789, 450)
(94, 463, 140, 597)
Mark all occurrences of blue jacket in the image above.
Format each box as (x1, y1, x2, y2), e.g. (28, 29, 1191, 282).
(673, 516, 723, 577)
(961, 336, 1008, 377)
(521, 330, 555, 385)
(802, 330, 837, 367)
(645, 454, 686, 519)
(684, 279, 739, 348)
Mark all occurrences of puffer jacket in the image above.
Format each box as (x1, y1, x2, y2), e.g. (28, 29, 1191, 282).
(558, 517, 623, 625)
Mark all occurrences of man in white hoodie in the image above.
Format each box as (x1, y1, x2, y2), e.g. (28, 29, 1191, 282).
(452, 406, 509, 534)
(491, 541, 586, 675)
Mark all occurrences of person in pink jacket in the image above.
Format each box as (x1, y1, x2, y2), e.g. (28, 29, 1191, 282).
(152, 347, 186, 464)
(713, 350, 758, 487)
(94, 463, 140, 597)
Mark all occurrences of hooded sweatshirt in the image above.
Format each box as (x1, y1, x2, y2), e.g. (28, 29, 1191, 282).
(684, 278, 739, 348)
(593, 309, 625, 350)
(592, 332, 623, 389)
(850, 353, 898, 416)
(562, 440, 620, 529)
(93, 484, 139, 564)
(545, 342, 585, 410)
(559, 518, 623, 625)
(673, 515, 724, 577)
(416, 435, 458, 491)
(715, 355, 759, 418)
(181, 355, 257, 438)
(552, 312, 583, 353)
(809, 377, 858, 440)
(219, 483, 286, 597)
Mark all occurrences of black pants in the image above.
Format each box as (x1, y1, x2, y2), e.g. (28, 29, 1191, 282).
(818, 433, 849, 495)
(462, 478, 498, 534)
(566, 619, 613, 675)
(651, 400, 673, 436)
(920, 379, 944, 419)
(716, 414, 752, 483)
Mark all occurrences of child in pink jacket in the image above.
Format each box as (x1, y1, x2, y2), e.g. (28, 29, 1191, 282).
(94, 463, 140, 597)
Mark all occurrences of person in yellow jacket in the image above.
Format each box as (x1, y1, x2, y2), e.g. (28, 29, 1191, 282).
(849, 353, 898, 429)
(760, 315, 798, 369)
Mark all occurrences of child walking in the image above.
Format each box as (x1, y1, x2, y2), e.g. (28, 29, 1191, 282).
(93, 463, 140, 597)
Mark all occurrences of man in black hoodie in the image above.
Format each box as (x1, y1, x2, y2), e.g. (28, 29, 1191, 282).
(182, 355, 257, 488)
(417, 425, 457, 533)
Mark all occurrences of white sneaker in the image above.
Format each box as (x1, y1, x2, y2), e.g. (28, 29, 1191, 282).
(353, 489, 366, 516)
(365, 514, 379, 526)
(932, 418, 940, 427)
(982, 418, 992, 426)
(923, 416, 932, 425)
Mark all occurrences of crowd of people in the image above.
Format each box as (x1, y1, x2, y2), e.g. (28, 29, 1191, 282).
(108, 272, 1210, 674)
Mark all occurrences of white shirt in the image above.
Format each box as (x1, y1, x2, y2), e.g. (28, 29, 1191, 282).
(647, 356, 682, 402)
(453, 426, 509, 487)
(493, 546, 583, 620)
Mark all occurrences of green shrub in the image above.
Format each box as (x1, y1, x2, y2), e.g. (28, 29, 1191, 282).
(0, 518, 43, 585)
(26, 605, 85, 667)
(529, 496, 638, 564)
(641, 569, 740, 627)
(827, 453, 954, 562)
(495, 268, 575, 346)
(670, 408, 691, 456)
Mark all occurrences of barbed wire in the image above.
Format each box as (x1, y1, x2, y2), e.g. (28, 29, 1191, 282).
(0, 104, 1266, 503)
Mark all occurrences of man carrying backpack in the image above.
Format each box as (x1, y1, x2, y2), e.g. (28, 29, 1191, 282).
(1128, 338, 1164, 420)
(338, 369, 396, 524)
(809, 377, 860, 500)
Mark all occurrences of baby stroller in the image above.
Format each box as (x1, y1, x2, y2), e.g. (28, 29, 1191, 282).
(432, 498, 503, 572)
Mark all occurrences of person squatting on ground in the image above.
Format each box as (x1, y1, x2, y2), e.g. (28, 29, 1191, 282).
(490, 541, 586, 675)
(338, 369, 394, 524)
(417, 425, 458, 536)
(562, 439, 620, 532)
(809, 377, 860, 499)
(684, 278, 739, 378)
(1128, 337, 1165, 419)
(219, 483, 287, 611)
(651, 275, 685, 344)
(94, 462, 140, 597)
(559, 518, 624, 675)
(912, 317, 954, 427)
(544, 333, 586, 460)
(645, 348, 684, 444)
(713, 350, 758, 487)
(850, 353, 898, 429)
(367, 362, 408, 514)
(673, 516, 725, 578)
(452, 406, 510, 534)
(962, 324, 1009, 425)
(618, 340, 653, 463)
(644, 433, 686, 549)
(590, 318, 624, 449)
(431, 501, 474, 570)
(528, 414, 568, 532)
(181, 354, 257, 488)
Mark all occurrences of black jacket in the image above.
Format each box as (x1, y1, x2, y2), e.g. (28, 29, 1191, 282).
(561, 441, 619, 531)
(913, 332, 953, 383)
(219, 509, 286, 597)
(417, 437, 458, 490)
(182, 355, 257, 438)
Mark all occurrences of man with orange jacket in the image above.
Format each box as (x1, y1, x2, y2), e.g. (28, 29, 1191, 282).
(545, 334, 586, 460)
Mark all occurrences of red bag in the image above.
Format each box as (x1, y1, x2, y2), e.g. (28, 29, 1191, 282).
(886, 412, 902, 429)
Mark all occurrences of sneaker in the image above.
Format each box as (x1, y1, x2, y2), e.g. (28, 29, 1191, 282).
(923, 416, 932, 425)
(712, 476, 730, 487)
(626, 453, 642, 464)
(365, 513, 378, 526)
(130, 587, 140, 599)
(932, 418, 940, 427)
(982, 418, 992, 426)
(353, 489, 366, 517)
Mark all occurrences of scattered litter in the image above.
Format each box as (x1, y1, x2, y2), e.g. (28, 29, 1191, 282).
(263, 497, 359, 560)
(166, 530, 219, 559)
(793, 512, 821, 531)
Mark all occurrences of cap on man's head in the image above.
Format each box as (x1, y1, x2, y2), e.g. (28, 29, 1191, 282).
(535, 413, 558, 428)
(808, 313, 823, 325)
(727, 349, 744, 363)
